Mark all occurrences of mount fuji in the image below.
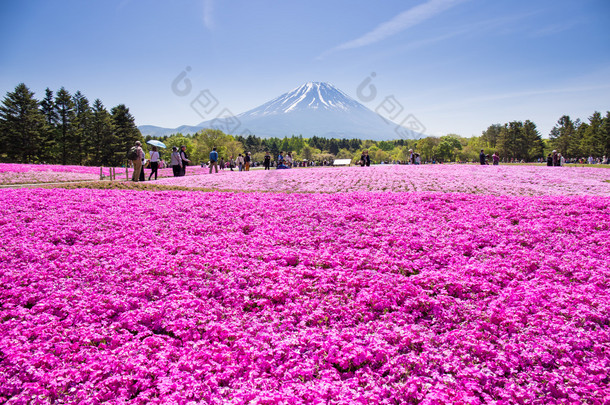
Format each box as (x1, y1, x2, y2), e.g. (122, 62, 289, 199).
(139, 82, 425, 141)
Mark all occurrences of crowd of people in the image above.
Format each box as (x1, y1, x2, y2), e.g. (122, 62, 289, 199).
(127, 141, 610, 181)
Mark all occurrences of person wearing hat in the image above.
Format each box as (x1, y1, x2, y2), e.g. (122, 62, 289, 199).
(131, 141, 144, 181)
(170, 146, 182, 177)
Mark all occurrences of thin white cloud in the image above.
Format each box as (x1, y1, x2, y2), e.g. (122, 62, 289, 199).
(203, 0, 214, 30)
(326, 0, 467, 55)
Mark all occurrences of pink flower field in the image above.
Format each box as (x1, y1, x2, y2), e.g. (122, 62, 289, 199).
(0, 164, 211, 185)
(155, 165, 610, 196)
(1, 185, 609, 404)
(0, 164, 107, 185)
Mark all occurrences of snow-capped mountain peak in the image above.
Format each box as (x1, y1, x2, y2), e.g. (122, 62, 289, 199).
(139, 81, 426, 140)
(243, 82, 366, 117)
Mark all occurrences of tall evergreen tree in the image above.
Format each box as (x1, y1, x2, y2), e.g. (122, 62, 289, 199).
(0, 83, 46, 162)
(39, 88, 59, 162)
(55, 87, 75, 165)
(90, 99, 115, 166)
(111, 104, 142, 166)
(72, 91, 92, 164)
(581, 111, 604, 157)
(602, 111, 610, 156)
(523, 120, 544, 160)
(549, 115, 574, 156)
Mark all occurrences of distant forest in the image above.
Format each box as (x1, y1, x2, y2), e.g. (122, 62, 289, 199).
(1, 83, 608, 166)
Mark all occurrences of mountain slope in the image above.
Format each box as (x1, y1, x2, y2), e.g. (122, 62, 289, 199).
(140, 82, 425, 140)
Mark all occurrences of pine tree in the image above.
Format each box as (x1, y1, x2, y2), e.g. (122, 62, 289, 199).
(111, 104, 142, 166)
(39, 88, 59, 163)
(72, 91, 92, 164)
(581, 112, 604, 157)
(0, 83, 46, 162)
(549, 115, 574, 156)
(602, 111, 610, 156)
(90, 99, 115, 166)
(55, 87, 75, 165)
(523, 120, 543, 161)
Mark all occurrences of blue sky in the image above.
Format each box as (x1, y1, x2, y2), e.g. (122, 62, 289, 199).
(1, 0, 608, 138)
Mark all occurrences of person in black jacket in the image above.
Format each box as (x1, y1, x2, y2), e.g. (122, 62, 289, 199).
(263, 151, 271, 170)
(479, 149, 486, 165)
(360, 150, 371, 167)
(180, 145, 191, 176)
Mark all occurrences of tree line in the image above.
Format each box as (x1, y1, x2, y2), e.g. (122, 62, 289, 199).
(1, 83, 608, 166)
(154, 112, 609, 165)
(0, 83, 142, 166)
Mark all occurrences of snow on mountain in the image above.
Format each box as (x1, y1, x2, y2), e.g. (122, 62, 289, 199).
(139, 82, 425, 141)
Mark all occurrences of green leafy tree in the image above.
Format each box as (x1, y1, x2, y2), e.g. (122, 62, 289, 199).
(417, 136, 440, 161)
(481, 124, 502, 148)
(224, 139, 244, 160)
(436, 135, 462, 162)
(0, 83, 46, 162)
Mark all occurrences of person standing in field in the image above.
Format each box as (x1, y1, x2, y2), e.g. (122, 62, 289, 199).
(263, 151, 271, 170)
(236, 154, 245, 171)
(492, 152, 500, 165)
(209, 147, 219, 174)
(130, 141, 144, 182)
(479, 149, 486, 165)
(360, 150, 371, 167)
(245, 152, 251, 171)
(180, 145, 191, 176)
(148, 146, 160, 180)
(170, 146, 182, 177)
(219, 156, 225, 171)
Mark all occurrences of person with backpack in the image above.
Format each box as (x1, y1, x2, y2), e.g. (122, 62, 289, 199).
(244, 152, 251, 171)
(170, 146, 182, 177)
(180, 145, 191, 176)
(209, 147, 219, 174)
(128, 141, 144, 182)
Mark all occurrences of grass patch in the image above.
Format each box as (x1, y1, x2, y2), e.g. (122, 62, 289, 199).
(39, 181, 218, 192)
